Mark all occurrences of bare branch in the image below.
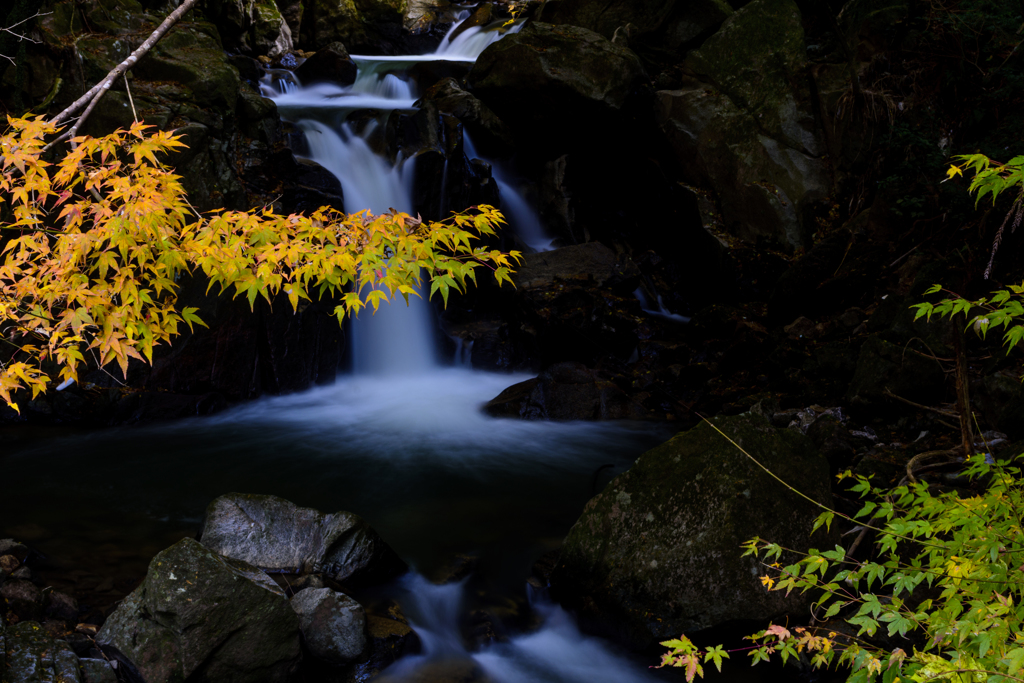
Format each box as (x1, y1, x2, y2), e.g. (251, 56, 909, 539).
(50, 0, 199, 128)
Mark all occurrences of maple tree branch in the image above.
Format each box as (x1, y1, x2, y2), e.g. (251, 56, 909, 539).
(49, 0, 199, 129)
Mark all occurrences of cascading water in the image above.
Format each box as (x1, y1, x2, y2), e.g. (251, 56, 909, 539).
(388, 574, 658, 683)
(0, 13, 676, 683)
(465, 134, 556, 253)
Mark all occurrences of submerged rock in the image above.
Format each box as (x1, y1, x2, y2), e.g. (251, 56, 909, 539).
(290, 588, 367, 665)
(552, 413, 832, 648)
(199, 493, 407, 584)
(97, 538, 301, 683)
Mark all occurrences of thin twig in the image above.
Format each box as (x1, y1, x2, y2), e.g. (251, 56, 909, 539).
(882, 389, 960, 418)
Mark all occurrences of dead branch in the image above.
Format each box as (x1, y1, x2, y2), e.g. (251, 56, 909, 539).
(0, 11, 50, 65)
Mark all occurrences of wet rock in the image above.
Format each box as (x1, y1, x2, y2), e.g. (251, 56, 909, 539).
(97, 538, 301, 683)
(290, 588, 367, 664)
(78, 658, 118, 683)
(485, 362, 649, 420)
(199, 493, 407, 584)
(295, 42, 358, 85)
(1, 579, 44, 623)
(542, 0, 733, 50)
(1, 621, 82, 683)
(656, 0, 827, 249)
(422, 77, 514, 156)
(552, 413, 833, 648)
(468, 22, 644, 153)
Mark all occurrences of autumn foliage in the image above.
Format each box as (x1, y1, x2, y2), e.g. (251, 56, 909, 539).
(0, 116, 520, 412)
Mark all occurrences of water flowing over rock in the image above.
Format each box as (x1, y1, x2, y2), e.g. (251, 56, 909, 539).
(421, 77, 514, 156)
(541, 0, 734, 51)
(656, 0, 828, 249)
(552, 413, 833, 648)
(467, 22, 644, 153)
(290, 588, 367, 665)
(199, 493, 407, 584)
(97, 538, 301, 683)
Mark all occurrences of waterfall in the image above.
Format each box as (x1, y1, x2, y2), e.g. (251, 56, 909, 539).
(464, 134, 555, 253)
(633, 287, 691, 324)
(387, 574, 657, 683)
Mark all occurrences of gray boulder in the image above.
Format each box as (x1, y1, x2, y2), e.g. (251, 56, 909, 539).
(97, 538, 301, 683)
(468, 22, 643, 150)
(552, 413, 833, 648)
(290, 588, 367, 665)
(656, 0, 828, 249)
(199, 493, 407, 584)
(1, 621, 82, 683)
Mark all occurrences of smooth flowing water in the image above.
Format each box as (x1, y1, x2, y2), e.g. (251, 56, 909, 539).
(1, 14, 674, 683)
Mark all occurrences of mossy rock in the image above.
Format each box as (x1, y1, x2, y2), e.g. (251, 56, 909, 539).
(685, 0, 815, 153)
(300, 0, 407, 49)
(552, 413, 833, 648)
(97, 538, 302, 683)
(134, 22, 241, 114)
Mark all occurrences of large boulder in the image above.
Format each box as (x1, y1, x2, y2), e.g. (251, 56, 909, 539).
(542, 0, 733, 51)
(467, 22, 644, 153)
(656, 0, 828, 249)
(199, 493, 407, 584)
(552, 413, 833, 648)
(1, 621, 83, 683)
(290, 588, 367, 665)
(97, 538, 302, 683)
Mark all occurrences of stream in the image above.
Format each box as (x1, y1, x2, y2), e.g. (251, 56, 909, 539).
(0, 12, 683, 683)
